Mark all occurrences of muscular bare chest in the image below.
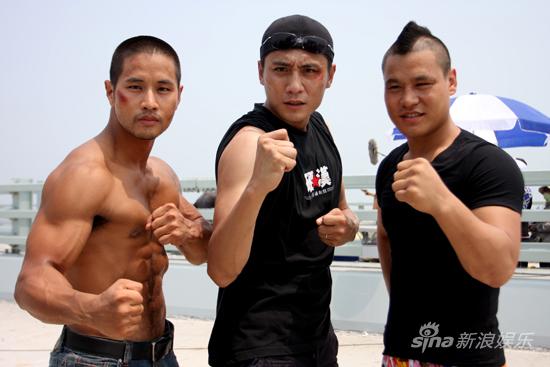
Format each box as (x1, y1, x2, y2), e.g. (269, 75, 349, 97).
(94, 171, 179, 236)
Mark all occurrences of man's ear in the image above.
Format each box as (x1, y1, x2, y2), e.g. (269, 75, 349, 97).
(105, 80, 115, 106)
(326, 64, 336, 88)
(258, 60, 265, 86)
(448, 68, 457, 96)
(176, 84, 184, 107)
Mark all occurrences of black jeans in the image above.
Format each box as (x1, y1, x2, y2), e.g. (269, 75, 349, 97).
(231, 328, 338, 367)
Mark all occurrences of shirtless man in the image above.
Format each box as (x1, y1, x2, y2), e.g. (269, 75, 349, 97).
(14, 35, 211, 366)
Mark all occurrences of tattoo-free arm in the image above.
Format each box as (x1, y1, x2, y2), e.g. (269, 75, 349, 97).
(206, 128, 267, 287)
(433, 199, 520, 288)
(173, 195, 212, 264)
(376, 207, 391, 292)
(14, 163, 111, 325)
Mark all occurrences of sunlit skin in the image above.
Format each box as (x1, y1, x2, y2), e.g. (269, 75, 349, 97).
(383, 49, 458, 158)
(106, 52, 182, 141)
(377, 48, 521, 290)
(14, 50, 211, 342)
(259, 49, 335, 131)
(207, 49, 359, 288)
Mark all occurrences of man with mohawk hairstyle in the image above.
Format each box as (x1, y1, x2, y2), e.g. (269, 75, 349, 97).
(376, 21, 523, 366)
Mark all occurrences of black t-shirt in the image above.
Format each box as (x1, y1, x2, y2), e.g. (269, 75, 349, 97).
(376, 130, 523, 366)
(208, 104, 343, 365)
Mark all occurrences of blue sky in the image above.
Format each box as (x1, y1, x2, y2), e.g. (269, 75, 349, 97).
(2, 0, 549, 195)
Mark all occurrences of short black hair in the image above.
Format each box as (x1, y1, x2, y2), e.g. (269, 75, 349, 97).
(382, 21, 451, 74)
(110, 35, 181, 87)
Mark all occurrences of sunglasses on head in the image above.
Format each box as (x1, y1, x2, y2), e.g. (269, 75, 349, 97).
(260, 32, 334, 60)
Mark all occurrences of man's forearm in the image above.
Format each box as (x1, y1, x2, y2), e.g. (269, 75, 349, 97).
(433, 197, 520, 288)
(377, 233, 392, 292)
(15, 265, 94, 326)
(343, 207, 360, 242)
(175, 217, 211, 264)
(207, 186, 266, 288)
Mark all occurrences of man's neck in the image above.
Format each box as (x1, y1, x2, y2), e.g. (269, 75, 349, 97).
(262, 103, 310, 132)
(99, 117, 154, 170)
(404, 122, 460, 162)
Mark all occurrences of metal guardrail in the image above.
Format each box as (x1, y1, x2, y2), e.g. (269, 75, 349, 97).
(1, 172, 550, 262)
(179, 178, 216, 193)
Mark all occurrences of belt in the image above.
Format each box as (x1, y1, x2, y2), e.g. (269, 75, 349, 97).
(62, 322, 173, 362)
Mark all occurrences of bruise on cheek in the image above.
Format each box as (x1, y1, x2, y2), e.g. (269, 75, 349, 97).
(303, 69, 324, 81)
(116, 90, 128, 104)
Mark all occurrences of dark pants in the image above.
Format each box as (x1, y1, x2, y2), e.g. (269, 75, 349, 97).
(49, 347, 179, 367)
(230, 328, 339, 367)
(49, 321, 179, 367)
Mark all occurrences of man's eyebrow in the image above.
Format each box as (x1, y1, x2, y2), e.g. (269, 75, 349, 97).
(384, 75, 435, 85)
(270, 60, 322, 69)
(124, 77, 144, 83)
(414, 74, 435, 82)
(123, 77, 176, 85)
(299, 63, 321, 69)
(158, 79, 176, 85)
(271, 60, 291, 66)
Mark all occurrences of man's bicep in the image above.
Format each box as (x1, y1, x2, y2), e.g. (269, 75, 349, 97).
(24, 165, 110, 269)
(376, 208, 392, 291)
(214, 129, 261, 225)
(25, 213, 94, 270)
(473, 206, 522, 245)
(467, 147, 524, 213)
(376, 208, 389, 245)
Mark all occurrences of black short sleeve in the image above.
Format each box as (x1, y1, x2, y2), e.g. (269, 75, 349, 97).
(464, 144, 524, 213)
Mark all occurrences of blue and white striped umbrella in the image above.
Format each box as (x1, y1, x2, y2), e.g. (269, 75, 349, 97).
(392, 93, 550, 148)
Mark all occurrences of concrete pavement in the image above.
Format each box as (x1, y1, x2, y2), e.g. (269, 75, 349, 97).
(1, 300, 548, 366)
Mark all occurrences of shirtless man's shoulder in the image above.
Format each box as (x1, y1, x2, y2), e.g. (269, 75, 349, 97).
(43, 139, 114, 209)
(25, 139, 176, 339)
(14, 36, 211, 349)
(44, 139, 180, 220)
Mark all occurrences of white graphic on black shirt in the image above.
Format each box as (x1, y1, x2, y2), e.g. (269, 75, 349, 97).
(304, 166, 334, 200)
